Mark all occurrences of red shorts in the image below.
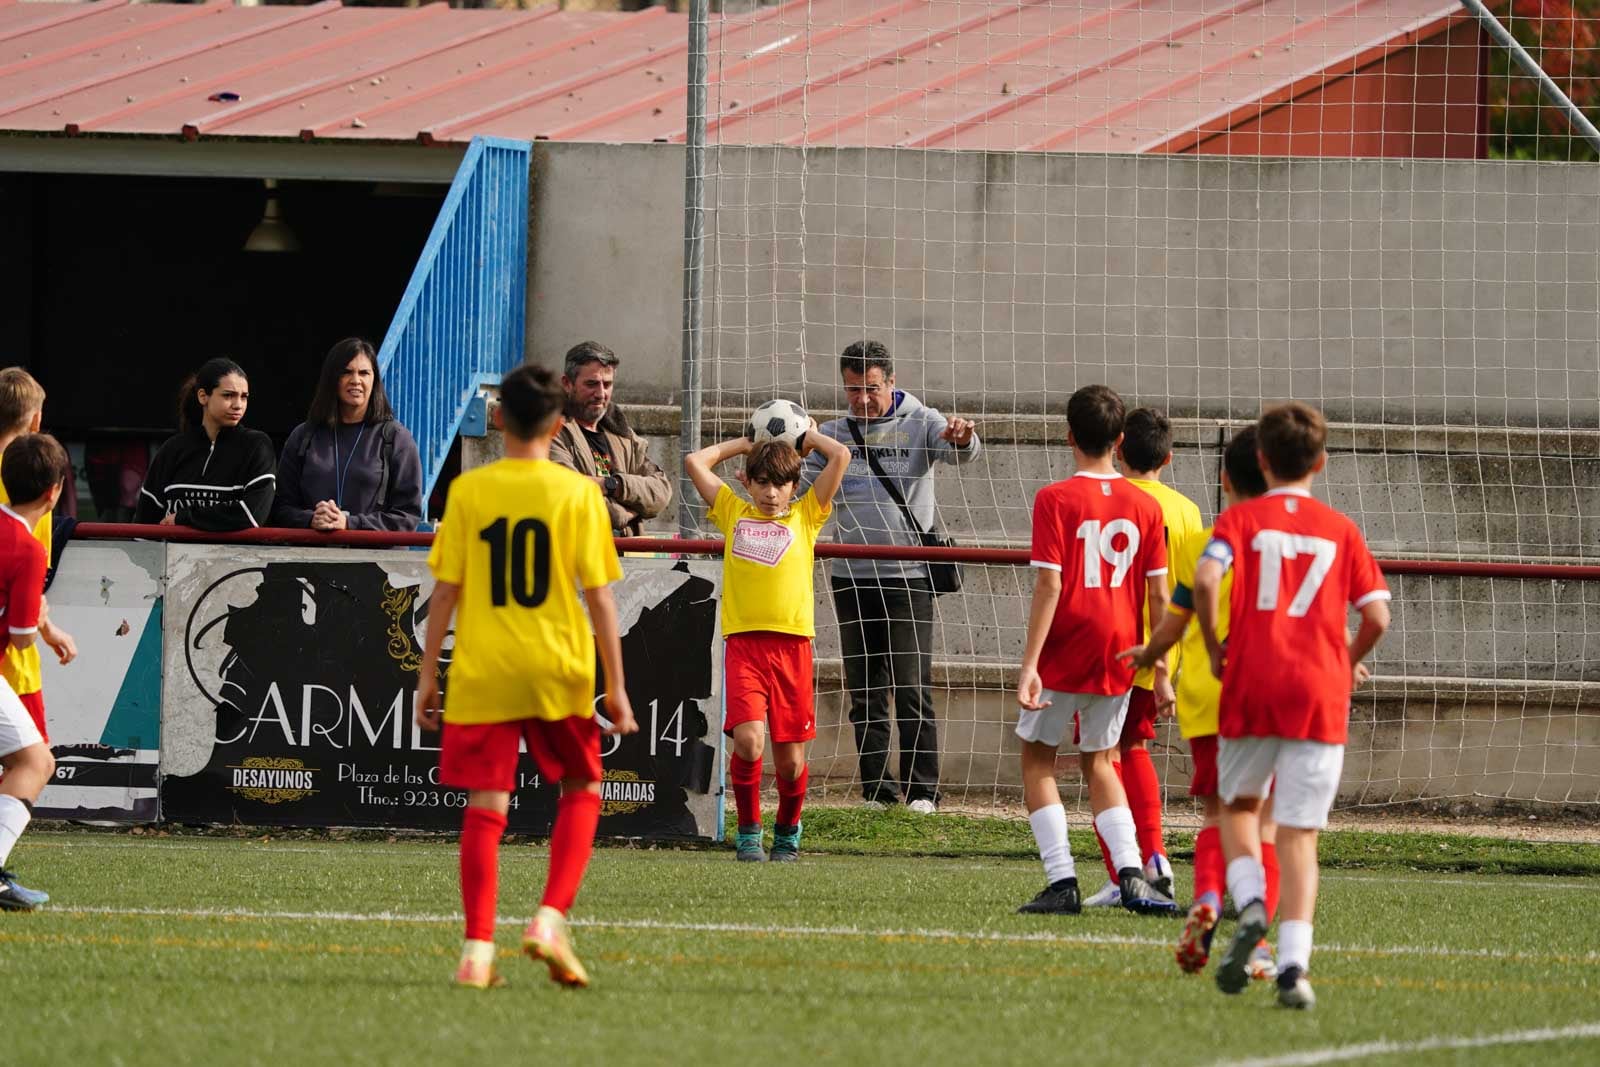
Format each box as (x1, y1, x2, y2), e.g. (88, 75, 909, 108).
(723, 632, 815, 743)
(19, 690, 46, 745)
(1188, 734, 1218, 797)
(1119, 686, 1157, 744)
(439, 716, 602, 792)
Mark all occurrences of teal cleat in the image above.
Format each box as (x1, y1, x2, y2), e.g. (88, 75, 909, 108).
(770, 822, 802, 862)
(735, 824, 767, 862)
(0, 868, 48, 911)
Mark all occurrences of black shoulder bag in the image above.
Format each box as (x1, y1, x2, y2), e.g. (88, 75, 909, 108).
(847, 420, 962, 596)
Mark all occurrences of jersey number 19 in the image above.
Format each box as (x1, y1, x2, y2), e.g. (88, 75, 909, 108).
(480, 517, 551, 607)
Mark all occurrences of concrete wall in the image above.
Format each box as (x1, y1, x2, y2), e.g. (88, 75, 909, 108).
(527, 143, 1600, 428)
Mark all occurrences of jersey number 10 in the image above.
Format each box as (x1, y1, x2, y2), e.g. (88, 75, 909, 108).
(480, 517, 551, 607)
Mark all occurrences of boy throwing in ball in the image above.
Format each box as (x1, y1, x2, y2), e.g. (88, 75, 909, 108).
(416, 366, 637, 991)
(685, 418, 851, 862)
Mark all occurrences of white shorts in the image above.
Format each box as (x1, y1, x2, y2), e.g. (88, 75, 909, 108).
(1016, 690, 1131, 753)
(0, 676, 43, 759)
(1217, 737, 1345, 829)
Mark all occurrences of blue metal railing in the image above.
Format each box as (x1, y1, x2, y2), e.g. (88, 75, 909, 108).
(379, 135, 531, 501)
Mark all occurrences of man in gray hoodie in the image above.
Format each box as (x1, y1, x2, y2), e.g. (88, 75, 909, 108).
(804, 341, 981, 812)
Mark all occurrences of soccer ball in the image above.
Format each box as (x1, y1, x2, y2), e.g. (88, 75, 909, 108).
(747, 399, 810, 450)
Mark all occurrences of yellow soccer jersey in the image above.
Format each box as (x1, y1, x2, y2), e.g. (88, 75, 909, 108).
(709, 483, 830, 638)
(0, 478, 50, 696)
(1170, 525, 1232, 740)
(428, 458, 622, 726)
(1127, 476, 1204, 691)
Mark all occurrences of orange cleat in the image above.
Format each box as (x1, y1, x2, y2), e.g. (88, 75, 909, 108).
(522, 905, 590, 988)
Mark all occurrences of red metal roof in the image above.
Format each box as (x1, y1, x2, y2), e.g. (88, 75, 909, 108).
(0, 0, 1470, 151)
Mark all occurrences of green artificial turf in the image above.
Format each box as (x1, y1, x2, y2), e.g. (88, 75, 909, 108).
(4, 825, 1598, 1066)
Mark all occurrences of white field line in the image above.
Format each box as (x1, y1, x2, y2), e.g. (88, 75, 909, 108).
(27, 836, 1599, 890)
(1216, 1021, 1600, 1067)
(49, 905, 1600, 965)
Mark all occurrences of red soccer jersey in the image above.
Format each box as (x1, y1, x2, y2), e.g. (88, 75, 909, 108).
(1205, 489, 1390, 744)
(0, 507, 47, 646)
(1030, 472, 1169, 695)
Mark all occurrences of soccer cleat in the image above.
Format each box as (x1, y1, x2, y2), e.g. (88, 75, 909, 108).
(0, 869, 47, 911)
(1118, 868, 1179, 916)
(1276, 965, 1316, 1009)
(1017, 877, 1081, 915)
(522, 905, 589, 988)
(453, 958, 506, 990)
(1247, 940, 1279, 981)
(1143, 853, 1175, 900)
(907, 798, 937, 815)
(735, 824, 767, 862)
(1081, 879, 1122, 908)
(1215, 900, 1270, 994)
(770, 822, 802, 862)
(1175, 896, 1220, 974)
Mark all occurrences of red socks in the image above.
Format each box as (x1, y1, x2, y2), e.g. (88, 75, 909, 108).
(1193, 826, 1225, 904)
(460, 806, 508, 942)
(541, 790, 602, 915)
(1262, 840, 1281, 920)
(776, 765, 809, 827)
(1094, 760, 1127, 883)
(730, 754, 762, 828)
(1120, 744, 1165, 863)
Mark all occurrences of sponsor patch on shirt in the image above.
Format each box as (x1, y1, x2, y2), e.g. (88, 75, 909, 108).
(731, 518, 794, 567)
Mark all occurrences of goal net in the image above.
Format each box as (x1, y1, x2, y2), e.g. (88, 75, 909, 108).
(692, 0, 1600, 815)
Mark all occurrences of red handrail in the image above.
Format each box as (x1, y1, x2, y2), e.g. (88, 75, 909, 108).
(69, 523, 1600, 580)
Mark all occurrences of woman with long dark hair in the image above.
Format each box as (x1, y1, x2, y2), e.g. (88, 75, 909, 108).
(271, 338, 423, 532)
(135, 358, 277, 531)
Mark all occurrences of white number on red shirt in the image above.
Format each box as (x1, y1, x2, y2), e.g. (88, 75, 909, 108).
(1076, 518, 1140, 589)
(1250, 530, 1337, 617)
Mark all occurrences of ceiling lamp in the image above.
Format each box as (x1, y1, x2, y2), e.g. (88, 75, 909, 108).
(244, 178, 300, 253)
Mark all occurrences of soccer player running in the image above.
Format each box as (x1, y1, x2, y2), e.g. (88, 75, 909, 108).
(1081, 408, 1204, 908)
(1120, 426, 1281, 978)
(1190, 402, 1390, 1009)
(1015, 385, 1177, 917)
(685, 420, 851, 862)
(415, 366, 638, 991)
(0, 435, 70, 910)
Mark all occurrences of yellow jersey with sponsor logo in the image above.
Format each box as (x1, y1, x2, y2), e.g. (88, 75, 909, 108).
(1127, 476, 1204, 691)
(428, 458, 621, 725)
(709, 483, 829, 639)
(1170, 525, 1231, 740)
(0, 478, 50, 696)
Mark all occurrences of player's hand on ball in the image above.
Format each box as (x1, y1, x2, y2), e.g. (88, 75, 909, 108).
(1017, 668, 1051, 711)
(797, 418, 820, 456)
(1351, 662, 1371, 691)
(602, 690, 638, 736)
(414, 680, 443, 731)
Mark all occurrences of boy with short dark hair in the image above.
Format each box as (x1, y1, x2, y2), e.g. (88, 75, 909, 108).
(685, 422, 851, 862)
(0, 368, 77, 742)
(1192, 402, 1390, 1008)
(416, 365, 638, 991)
(0, 433, 70, 910)
(1076, 406, 1203, 907)
(1120, 426, 1280, 978)
(1015, 385, 1176, 917)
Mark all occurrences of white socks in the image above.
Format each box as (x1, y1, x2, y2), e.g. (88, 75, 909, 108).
(0, 794, 30, 868)
(460, 939, 496, 966)
(1278, 919, 1313, 972)
(1093, 806, 1141, 873)
(1028, 804, 1076, 884)
(1227, 855, 1267, 909)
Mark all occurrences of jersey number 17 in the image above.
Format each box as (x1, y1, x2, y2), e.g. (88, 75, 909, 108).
(1251, 530, 1336, 617)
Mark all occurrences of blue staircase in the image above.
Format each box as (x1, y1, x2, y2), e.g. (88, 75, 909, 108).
(378, 135, 531, 502)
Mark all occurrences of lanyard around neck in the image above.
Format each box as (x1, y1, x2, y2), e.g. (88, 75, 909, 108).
(333, 422, 366, 509)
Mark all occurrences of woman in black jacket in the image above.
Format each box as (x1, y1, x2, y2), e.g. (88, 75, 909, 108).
(270, 338, 423, 532)
(135, 359, 276, 531)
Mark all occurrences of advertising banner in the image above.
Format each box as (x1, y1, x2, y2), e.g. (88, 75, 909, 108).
(158, 545, 721, 838)
(36, 540, 164, 823)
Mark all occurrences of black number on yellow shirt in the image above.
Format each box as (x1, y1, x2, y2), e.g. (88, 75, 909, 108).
(479, 517, 551, 608)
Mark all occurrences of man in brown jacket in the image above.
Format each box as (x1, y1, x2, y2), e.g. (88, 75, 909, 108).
(549, 341, 672, 536)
